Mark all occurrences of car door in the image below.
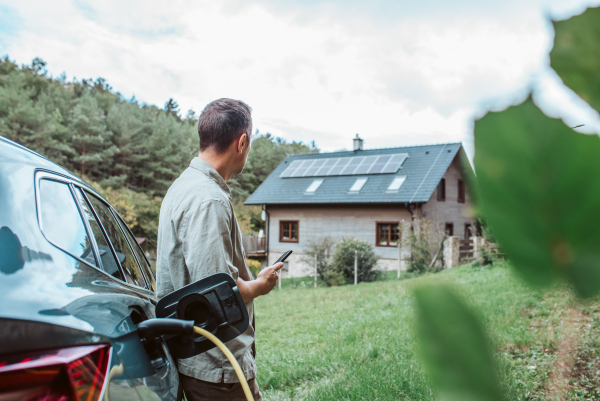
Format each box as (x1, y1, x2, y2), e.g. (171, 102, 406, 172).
(34, 173, 181, 401)
(75, 186, 182, 401)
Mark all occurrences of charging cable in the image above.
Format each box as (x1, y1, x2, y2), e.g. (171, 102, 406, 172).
(123, 319, 254, 401)
(193, 326, 254, 401)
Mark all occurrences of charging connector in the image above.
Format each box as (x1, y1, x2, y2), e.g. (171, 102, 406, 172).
(136, 318, 195, 341)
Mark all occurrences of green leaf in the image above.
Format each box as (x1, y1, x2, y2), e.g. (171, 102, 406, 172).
(550, 6, 600, 113)
(473, 97, 600, 297)
(415, 286, 503, 401)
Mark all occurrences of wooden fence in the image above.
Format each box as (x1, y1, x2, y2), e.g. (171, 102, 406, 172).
(484, 242, 505, 261)
(243, 236, 266, 258)
(459, 239, 474, 262)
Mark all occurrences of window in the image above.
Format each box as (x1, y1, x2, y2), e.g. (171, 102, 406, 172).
(376, 222, 400, 247)
(437, 178, 446, 201)
(445, 223, 454, 236)
(86, 193, 148, 289)
(465, 223, 472, 239)
(74, 189, 124, 281)
(349, 178, 368, 193)
(279, 221, 299, 242)
(305, 179, 323, 194)
(387, 176, 406, 192)
(458, 179, 465, 203)
(115, 213, 156, 291)
(39, 179, 96, 266)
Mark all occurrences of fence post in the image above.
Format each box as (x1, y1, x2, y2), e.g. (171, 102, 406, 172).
(278, 267, 282, 290)
(397, 243, 401, 279)
(354, 250, 358, 285)
(314, 254, 317, 288)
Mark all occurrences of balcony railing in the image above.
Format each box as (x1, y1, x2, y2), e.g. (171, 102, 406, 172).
(243, 236, 266, 258)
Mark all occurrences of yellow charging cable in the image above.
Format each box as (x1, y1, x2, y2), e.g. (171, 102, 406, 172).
(104, 362, 124, 401)
(105, 327, 253, 401)
(193, 326, 254, 401)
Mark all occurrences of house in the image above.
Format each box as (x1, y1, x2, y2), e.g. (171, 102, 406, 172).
(244, 136, 475, 277)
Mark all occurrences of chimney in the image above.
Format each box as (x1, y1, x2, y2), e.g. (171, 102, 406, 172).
(353, 134, 363, 151)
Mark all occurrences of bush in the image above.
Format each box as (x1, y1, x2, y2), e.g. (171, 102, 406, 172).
(301, 237, 343, 286)
(403, 217, 444, 274)
(246, 259, 262, 278)
(331, 238, 379, 284)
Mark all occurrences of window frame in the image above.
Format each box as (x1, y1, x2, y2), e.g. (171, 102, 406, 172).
(82, 189, 151, 290)
(279, 220, 299, 243)
(36, 175, 100, 269)
(34, 171, 153, 293)
(376, 221, 401, 247)
(113, 210, 156, 284)
(437, 178, 446, 201)
(464, 223, 472, 239)
(458, 179, 466, 203)
(445, 222, 454, 236)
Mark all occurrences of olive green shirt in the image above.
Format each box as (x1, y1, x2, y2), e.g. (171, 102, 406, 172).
(157, 157, 255, 383)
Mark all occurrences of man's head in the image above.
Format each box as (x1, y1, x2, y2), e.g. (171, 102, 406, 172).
(198, 98, 253, 177)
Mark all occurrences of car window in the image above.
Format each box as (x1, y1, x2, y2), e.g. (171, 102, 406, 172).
(74, 189, 124, 281)
(114, 214, 157, 292)
(38, 179, 97, 267)
(85, 192, 148, 289)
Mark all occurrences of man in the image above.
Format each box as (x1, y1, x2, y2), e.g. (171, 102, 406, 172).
(157, 98, 283, 401)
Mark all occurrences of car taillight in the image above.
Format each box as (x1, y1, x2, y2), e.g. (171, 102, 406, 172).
(0, 344, 111, 401)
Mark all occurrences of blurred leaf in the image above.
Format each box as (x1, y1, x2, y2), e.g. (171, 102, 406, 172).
(415, 286, 503, 401)
(473, 97, 600, 297)
(550, 6, 600, 113)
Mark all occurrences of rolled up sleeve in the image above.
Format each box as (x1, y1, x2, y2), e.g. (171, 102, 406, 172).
(180, 199, 239, 281)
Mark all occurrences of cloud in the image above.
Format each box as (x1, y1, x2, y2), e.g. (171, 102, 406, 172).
(1, 0, 599, 158)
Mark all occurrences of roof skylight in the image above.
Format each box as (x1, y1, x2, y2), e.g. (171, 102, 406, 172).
(387, 176, 406, 192)
(349, 178, 368, 193)
(305, 179, 324, 194)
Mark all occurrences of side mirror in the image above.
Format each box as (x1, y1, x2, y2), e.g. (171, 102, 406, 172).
(155, 273, 249, 358)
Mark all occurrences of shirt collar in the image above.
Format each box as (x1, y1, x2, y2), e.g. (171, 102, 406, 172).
(189, 157, 231, 197)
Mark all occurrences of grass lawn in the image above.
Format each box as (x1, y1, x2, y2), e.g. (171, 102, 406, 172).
(254, 262, 600, 400)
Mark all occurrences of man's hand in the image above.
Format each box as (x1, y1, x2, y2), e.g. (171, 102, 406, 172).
(236, 262, 284, 303)
(256, 262, 284, 295)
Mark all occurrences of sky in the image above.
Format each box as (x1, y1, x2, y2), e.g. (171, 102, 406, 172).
(1, 0, 600, 158)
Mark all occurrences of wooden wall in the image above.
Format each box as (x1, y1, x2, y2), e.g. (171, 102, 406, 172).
(421, 155, 475, 239)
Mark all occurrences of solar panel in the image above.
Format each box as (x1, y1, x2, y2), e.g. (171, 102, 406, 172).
(279, 160, 303, 177)
(381, 153, 408, 174)
(354, 156, 379, 175)
(316, 158, 339, 175)
(328, 158, 351, 175)
(280, 153, 409, 178)
(369, 155, 391, 174)
(340, 157, 364, 175)
(304, 159, 326, 176)
(291, 160, 313, 177)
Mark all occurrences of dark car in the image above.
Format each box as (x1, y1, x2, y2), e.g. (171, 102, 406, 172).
(0, 136, 181, 400)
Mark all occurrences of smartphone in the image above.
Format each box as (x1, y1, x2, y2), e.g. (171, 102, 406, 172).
(275, 250, 293, 264)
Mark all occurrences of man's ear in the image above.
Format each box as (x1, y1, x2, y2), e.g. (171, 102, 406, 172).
(237, 133, 248, 154)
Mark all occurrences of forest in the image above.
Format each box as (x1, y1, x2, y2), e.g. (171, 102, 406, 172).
(0, 57, 318, 241)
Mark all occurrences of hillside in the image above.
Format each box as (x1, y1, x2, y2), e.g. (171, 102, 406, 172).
(0, 57, 318, 239)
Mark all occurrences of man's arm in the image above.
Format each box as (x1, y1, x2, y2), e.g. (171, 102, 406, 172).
(236, 262, 284, 303)
(181, 199, 284, 302)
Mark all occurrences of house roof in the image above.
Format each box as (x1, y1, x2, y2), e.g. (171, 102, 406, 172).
(244, 142, 466, 205)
